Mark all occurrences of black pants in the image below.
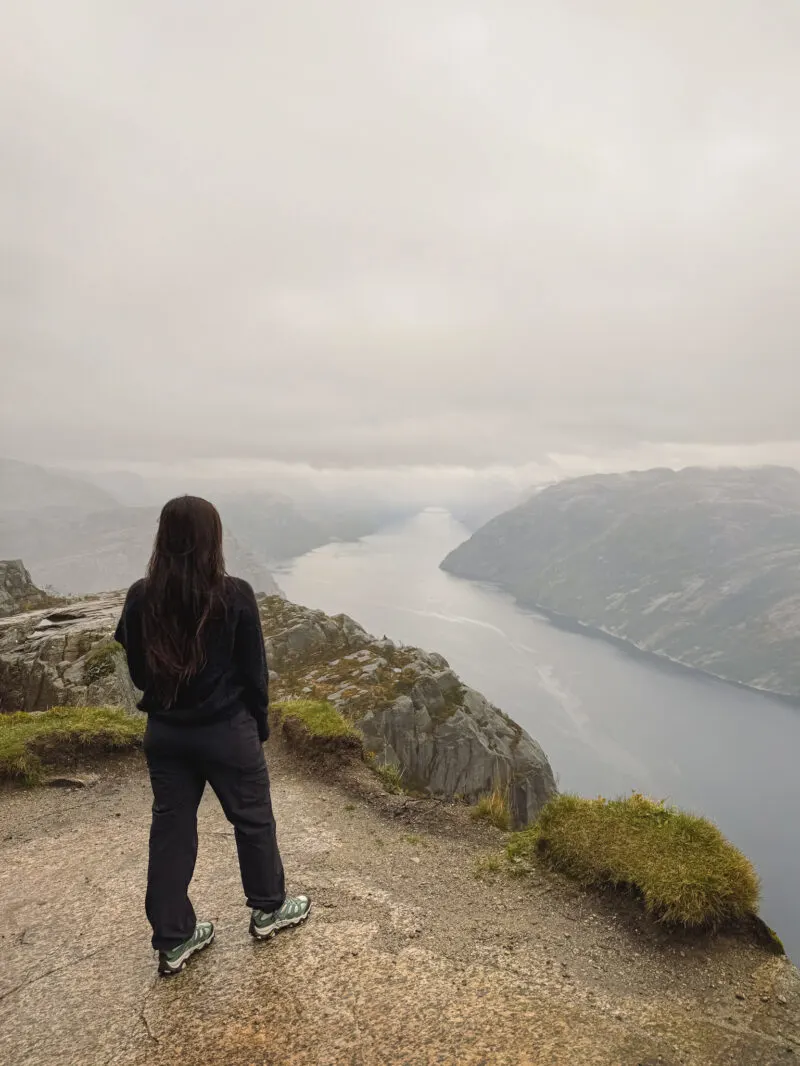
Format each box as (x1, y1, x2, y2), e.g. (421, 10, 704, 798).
(144, 708, 285, 951)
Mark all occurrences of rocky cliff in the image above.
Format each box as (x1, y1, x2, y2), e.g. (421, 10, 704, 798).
(0, 559, 57, 618)
(442, 466, 800, 698)
(0, 567, 556, 825)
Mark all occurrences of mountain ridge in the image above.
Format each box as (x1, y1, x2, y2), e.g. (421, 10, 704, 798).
(441, 465, 800, 699)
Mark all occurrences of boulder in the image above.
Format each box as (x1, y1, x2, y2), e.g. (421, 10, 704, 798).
(0, 560, 54, 618)
(355, 671, 556, 827)
(0, 591, 139, 714)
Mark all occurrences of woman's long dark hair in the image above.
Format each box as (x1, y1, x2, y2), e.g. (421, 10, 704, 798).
(143, 496, 226, 704)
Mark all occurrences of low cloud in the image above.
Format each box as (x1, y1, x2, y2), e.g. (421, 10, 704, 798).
(3, 1, 799, 469)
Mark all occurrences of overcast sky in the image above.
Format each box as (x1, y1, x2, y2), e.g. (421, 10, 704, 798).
(3, 0, 800, 476)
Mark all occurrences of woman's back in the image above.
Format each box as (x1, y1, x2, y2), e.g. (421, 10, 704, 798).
(115, 574, 269, 732)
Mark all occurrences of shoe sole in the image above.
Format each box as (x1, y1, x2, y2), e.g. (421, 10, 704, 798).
(249, 903, 312, 941)
(158, 927, 215, 976)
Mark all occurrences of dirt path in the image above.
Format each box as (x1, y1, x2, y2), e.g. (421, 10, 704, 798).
(1, 748, 798, 1066)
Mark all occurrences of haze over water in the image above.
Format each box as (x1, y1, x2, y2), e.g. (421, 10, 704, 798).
(278, 509, 800, 959)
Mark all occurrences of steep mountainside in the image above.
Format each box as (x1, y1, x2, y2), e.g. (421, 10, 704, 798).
(217, 492, 335, 562)
(442, 466, 800, 698)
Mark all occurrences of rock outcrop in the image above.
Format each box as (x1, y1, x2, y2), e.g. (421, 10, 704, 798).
(259, 598, 556, 825)
(0, 591, 138, 714)
(0, 560, 56, 618)
(0, 569, 557, 825)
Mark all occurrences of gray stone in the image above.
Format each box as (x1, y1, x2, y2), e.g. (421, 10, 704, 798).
(44, 773, 99, 789)
(0, 589, 140, 715)
(0, 560, 53, 618)
(285, 621, 328, 658)
(356, 686, 556, 828)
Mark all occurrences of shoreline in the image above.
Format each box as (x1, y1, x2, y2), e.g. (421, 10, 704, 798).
(455, 574, 800, 712)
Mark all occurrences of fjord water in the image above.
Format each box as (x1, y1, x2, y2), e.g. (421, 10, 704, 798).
(277, 510, 800, 958)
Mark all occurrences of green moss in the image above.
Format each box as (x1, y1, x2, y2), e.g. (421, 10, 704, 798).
(0, 705, 144, 784)
(272, 699, 360, 739)
(508, 793, 760, 928)
(272, 644, 420, 724)
(272, 699, 363, 759)
(83, 641, 123, 685)
(471, 788, 512, 831)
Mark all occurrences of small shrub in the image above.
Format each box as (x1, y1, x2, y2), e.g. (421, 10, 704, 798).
(272, 699, 363, 759)
(83, 641, 123, 685)
(0, 705, 145, 784)
(372, 760, 405, 794)
(471, 788, 511, 831)
(508, 793, 760, 928)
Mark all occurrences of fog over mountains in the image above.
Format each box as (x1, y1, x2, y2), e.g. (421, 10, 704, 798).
(0, 458, 336, 595)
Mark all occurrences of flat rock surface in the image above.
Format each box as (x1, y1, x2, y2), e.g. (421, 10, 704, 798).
(1, 749, 798, 1066)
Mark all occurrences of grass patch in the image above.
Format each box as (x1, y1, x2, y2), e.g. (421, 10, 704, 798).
(471, 788, 511, 831)
(272, 699, 363, 759)
(474, 854, 503, 879)
(272, 699, 359, 738)
(371, 760, 405, 794)
(83, 641, 123, 685)
(0, 706, 144, 784)
(508, 793, 760, 927)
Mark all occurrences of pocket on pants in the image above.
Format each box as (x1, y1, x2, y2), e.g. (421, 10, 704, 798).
(224, 710, 264, 767)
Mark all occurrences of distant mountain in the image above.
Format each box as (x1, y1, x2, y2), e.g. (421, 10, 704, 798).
(0, 457, 119, 511)
(78, 469, 155, 506)
(450, 484, 546, 532)
(0, 505, 280, 597)
(217, 493, 411, 562)
(216, 492, 334, 563)
(441, 466, 800, 699)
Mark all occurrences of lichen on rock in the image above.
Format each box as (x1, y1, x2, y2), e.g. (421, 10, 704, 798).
(0, 590, 140, 715)
(258, 595, 557, 825)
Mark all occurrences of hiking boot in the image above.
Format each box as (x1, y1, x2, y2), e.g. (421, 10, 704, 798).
(249, 895, 311, 940)
(157, 921, 215, 975)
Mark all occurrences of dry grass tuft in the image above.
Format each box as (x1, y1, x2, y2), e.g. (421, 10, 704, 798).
(371, 760, 406, 794)
(471, 787, 512, 830)
(508, 792, 760, 927)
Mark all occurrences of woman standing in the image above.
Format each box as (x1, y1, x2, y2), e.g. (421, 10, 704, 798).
(115, 496, 310, 975)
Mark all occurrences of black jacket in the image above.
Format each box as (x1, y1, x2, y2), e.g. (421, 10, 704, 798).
(114, 575, 270, 741)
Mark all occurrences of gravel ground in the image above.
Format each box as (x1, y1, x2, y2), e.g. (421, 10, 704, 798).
(1, 746, 798, 1066)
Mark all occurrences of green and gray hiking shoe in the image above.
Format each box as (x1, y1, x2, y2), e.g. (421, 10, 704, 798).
(157, 921, 215, 976)
(249, 895, 311, 940)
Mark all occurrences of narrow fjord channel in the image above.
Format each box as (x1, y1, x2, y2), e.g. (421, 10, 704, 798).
(277, 509, 800, 958)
